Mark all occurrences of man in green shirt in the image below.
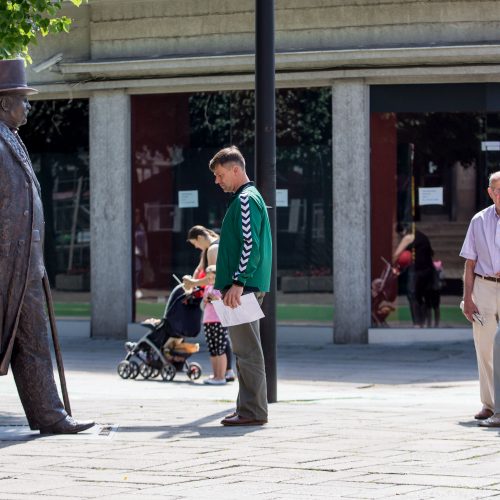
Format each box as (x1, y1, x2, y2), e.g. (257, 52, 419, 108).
(209, 146, 272, 426)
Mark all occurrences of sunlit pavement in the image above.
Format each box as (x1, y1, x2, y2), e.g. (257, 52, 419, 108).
(1, 332, 498, 499)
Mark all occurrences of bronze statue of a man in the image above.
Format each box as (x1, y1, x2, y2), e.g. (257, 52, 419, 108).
(0, 59, 94, 434)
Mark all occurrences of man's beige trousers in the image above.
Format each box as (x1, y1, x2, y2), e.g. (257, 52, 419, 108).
(472, 278, 500, 412)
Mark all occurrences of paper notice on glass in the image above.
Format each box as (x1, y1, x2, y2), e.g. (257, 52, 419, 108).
(418, 187, 443, 206)
(212, 293, 265, 327)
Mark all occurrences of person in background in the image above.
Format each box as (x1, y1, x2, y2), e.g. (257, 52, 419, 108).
(460, 171, 500, 426)
(183, 225, 235, 382)
(201, 265, 231, 385)
(134, 208, 148, 299)
(426, 260, 443, 328)
(393, 223, 439, 328)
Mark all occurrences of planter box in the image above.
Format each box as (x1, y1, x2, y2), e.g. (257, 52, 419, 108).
(55, 273, 90, 291)
(281, 276, 309, 293)
(308, 276, 333, 292)
(281, 276, 333, 293)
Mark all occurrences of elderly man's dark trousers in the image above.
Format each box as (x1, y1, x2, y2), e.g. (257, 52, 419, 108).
(10, 279, 67, 430)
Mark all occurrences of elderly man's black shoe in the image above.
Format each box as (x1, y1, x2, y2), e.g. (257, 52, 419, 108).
(40, 416, 95, 434)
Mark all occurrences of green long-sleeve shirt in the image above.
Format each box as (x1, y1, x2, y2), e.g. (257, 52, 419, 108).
(215, 182, 272, 292)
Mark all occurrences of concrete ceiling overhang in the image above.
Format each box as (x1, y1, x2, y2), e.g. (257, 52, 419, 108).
(59, 45, 500, 79)
(30, 44, 500, 97)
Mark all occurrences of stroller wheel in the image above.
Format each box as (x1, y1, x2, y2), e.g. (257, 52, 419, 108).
(161, 363, 176, 382)
(117, 361, 131, 379)
(186, 362, 202, 380)
(129, 361, 139, 379)
(139, 362, 153, 379)
(150, 368, 160, 379)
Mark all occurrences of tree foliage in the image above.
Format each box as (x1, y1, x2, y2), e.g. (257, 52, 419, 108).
(0, 0, 84, 63)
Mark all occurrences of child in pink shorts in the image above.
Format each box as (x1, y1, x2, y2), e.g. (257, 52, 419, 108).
(203, 265, 230, 385)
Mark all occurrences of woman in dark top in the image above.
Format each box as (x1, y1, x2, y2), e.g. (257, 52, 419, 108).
(394, 224, 440, 327)
(183, 225, 235, 382)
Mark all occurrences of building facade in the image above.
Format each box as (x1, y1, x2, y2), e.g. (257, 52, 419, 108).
(24, 0, 500, 342)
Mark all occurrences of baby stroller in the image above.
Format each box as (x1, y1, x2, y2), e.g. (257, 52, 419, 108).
(117, 283, 203, 382)
(371, 257, 399, 327)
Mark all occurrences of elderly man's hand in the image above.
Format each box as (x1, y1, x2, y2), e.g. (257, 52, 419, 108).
(462, 297, 479, 323)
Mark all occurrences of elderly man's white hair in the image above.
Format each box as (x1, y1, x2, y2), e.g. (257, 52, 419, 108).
(489, 171, 500, 186)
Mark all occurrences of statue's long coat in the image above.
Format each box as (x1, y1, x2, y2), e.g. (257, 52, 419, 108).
(0, 121, 41, 375)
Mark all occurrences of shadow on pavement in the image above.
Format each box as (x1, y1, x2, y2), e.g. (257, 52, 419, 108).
(116, 410, 264, 438)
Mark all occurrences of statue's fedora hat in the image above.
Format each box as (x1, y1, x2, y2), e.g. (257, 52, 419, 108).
(0, 59, 38, 95)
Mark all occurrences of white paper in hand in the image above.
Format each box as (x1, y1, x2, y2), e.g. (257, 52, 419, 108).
(212, 293, 265, 327)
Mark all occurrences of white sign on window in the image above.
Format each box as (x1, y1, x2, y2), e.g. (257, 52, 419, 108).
(276, 189, 288, 207)
(418, 187, 443, 206)
(178, 190, 199, 208)
(481, 141, 500, 151)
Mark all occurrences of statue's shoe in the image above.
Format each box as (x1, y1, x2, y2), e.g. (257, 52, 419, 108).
(40, 416, 95, 434)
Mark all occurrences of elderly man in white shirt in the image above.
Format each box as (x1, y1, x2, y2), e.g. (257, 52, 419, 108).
(460, 170, 500, 426)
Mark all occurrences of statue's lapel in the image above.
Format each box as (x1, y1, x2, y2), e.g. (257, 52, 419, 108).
(0, 121, 41, 195)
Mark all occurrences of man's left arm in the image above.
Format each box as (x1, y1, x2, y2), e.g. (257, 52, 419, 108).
(223, 195, 262, 308)
(232, 195, 262, 287)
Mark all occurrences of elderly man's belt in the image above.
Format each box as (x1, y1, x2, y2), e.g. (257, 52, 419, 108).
(475, 273, 500, 283)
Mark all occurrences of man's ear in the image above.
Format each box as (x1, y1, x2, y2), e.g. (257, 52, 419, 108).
(0, 96, 9, 112)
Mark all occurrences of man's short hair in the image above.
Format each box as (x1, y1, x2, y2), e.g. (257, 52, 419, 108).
(209, 146, 245, 172)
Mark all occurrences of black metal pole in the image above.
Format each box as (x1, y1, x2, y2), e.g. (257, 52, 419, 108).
(255, 0, 277, 403)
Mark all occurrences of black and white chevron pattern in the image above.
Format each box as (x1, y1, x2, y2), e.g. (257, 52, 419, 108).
(233, 194, 253, 280)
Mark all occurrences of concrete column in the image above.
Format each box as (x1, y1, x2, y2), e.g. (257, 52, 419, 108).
(89, 91, 132, 338)
(332, 80, 371, 344)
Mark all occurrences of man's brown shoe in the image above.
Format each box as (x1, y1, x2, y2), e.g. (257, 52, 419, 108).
(221, 414, 267, 426)
(474, 408, 493, 420)
(40, 416, 95, 435)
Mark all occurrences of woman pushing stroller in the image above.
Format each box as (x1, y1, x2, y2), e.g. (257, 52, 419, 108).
(183, 225, 234, 384)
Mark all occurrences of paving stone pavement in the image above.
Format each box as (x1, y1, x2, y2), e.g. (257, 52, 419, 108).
(1, 334, 500, 499)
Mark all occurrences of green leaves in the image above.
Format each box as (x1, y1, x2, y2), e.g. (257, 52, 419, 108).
(0, 0, 87, 63)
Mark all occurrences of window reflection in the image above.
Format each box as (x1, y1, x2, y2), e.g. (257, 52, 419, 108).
(371, 111, 497, 327)
(21, 99, 90, 318)
(131, 88, 333, 322)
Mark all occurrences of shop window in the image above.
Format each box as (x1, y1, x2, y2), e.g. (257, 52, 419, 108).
(131, 88, 332, 322)
(371, 101, 498, 328)
(21, 99, 90, 318)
